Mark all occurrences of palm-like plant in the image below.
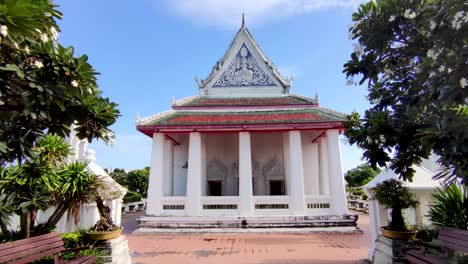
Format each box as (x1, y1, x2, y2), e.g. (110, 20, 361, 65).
(47, 161, 97, 227)
(429, 183, 468, 230)
(0, 192, 16, 236)
(0, 134, 98, 238)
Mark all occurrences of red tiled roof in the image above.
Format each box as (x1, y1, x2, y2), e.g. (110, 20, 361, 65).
(139, 109, 345, 127)
(177, 95, 316, 107)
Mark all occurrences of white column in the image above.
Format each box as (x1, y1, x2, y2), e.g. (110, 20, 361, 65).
(201, 135, 207, 196)
(302, 138, 313, 195)
(326, 129, 348, 214)
(163, 140, 174, 196)
(288, 130, 306, 215)
(146, 133, 165, 216)
(282, 133, 291, 195)
(318, 136, 330, 195)
(311, 143, 320, 195)
(239, 132, 253, 216)
(185, 132, 202, 216)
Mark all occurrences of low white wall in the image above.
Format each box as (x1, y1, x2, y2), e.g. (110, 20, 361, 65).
(6, 199, 123, 234)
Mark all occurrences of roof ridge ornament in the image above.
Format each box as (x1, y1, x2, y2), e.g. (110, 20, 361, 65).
(242, 13, 245, 28)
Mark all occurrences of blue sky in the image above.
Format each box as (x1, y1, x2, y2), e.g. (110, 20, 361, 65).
(55, 0, 370, 172)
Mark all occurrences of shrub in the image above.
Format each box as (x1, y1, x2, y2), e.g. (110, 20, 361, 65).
(123, 191, 142, 204)
(61, 230, 87, 249)
(428, 183, 467, 230)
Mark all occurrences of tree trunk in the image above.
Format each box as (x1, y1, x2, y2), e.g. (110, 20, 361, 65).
(95, 197, 113, 225)
(0, 217, 11, 237)
(390, 206, 405, 231)
(47, 205, 68, 228)
(20, 213, 31, 238)
(30, 208, 37, 230)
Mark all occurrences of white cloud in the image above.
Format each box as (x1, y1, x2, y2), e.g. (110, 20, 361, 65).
(162, 0, 365, 28)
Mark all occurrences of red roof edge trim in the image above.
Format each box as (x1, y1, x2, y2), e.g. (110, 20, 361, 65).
(137, 122, 344, 137)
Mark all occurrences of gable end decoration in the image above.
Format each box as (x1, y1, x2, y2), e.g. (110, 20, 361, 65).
(213, 44, 276, 88)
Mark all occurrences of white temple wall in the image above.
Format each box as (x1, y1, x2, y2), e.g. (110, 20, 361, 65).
(172, 134, 188, 196)
(205, 133, 239, 196)
(301, 131, 320, 196)
(251, 132, 286, 196)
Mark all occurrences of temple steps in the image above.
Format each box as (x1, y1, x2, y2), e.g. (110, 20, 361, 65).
(135, 214, 361, 234)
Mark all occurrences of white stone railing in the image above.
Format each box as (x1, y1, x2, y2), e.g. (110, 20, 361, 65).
(122, 201, 146, 212)
(201, 196, 239, 209)
(161, 196, 186, 210)
(305, 195, 332, 211)
(200, 196, 239, 216)
(253, 195, 290, 210)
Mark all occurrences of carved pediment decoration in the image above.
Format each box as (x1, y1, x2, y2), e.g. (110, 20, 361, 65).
(263, 156, 283, 178)
(207, 159, 227, 180)
(213, 44, 276, 88)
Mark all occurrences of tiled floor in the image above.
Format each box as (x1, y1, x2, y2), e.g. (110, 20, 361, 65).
(126, 212, 371, 264)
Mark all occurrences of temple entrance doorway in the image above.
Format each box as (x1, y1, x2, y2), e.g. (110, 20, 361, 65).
(208, 180, 222, 196)
(269, 180, 285, 195)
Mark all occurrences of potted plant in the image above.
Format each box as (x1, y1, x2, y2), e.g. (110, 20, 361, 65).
(372, 179, 418, 240)
(86, 172, 125, 241)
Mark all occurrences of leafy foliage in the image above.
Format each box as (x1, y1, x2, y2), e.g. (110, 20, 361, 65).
(345, 164, 381, 187)
(126, 167, 149, 197)
(123, 191, 142, 204)
(0, 134, 97, 238)
(428, 183, 467, 229)
(0, 0, 119, 164)
(372, 179, 418, 231)
(108, 168, 127, 187)
(343, 0, 468, 183)
(109, 167, 149, 197)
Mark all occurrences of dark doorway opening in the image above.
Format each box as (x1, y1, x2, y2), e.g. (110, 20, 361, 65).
(208, 181, 222, 196)
(269, 180, 284, 195)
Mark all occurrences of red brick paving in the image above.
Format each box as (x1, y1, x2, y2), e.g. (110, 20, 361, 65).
(127, 212, 371, 264)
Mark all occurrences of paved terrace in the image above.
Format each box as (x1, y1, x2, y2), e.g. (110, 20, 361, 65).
(124, 211, 371, 264)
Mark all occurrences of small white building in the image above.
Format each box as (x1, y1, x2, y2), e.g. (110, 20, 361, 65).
(136, 19, 355, 228)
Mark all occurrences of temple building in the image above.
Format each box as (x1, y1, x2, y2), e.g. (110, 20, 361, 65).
(136, 18, 356, 229)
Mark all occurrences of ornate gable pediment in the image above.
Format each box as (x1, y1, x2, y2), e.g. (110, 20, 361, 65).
(213, 44, 275, 88)
(200, 24, 290, 95)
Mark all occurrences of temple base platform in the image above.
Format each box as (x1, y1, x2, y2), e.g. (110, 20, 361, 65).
(134, 214, 361, 234)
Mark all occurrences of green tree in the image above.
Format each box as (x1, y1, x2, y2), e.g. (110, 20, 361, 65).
(343, 0, 467, 183)
(126, 167, 149, 197)
(109, 168, 128, 187)
(345, 164, 381, 187)
(0, 0, 119, 164)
